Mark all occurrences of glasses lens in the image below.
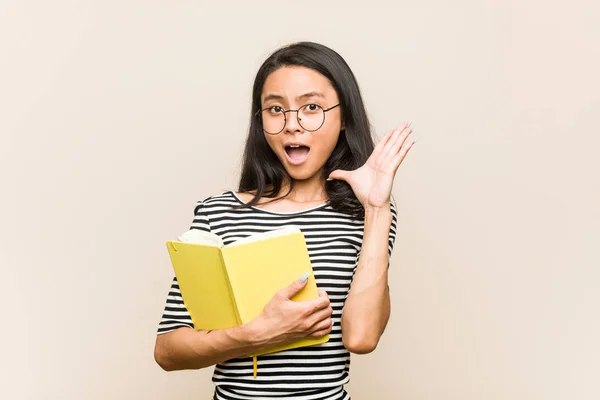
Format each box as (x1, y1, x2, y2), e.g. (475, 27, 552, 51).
(299, 104, 325, 131)
(261, 108, 285, 134)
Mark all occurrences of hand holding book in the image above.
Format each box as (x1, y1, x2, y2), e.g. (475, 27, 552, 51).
(247, 274, 333, 350)
(166, 226, 331, 376)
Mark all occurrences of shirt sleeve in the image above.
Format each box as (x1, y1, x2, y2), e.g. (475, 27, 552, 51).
(387, 200, 398, 258)
(156, 201, 211, 335)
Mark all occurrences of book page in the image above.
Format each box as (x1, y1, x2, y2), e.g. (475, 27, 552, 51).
(227, 226, 301, 247)
(178, 229, 224, 247)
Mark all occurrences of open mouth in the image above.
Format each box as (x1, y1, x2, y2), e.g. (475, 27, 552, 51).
(284, 145, 310, 165)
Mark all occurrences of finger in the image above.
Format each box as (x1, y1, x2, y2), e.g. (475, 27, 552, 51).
(317, 291, 331, 306)
(371, 122, 408, 161)
(308, 310, 332, 331)
(311, 317, 333, 333)
(314, 305, 334, 322)
(311, 329, 331, 338)
(382, 128, 413, 172)
(327, 169, 350, 182)
(381, 126, 411, 162)
(391, 136, 417, 169)
(278, 272, 310, 299)
(375, 124, 411, 168)
(311, 319, 334, 337)
(306, 296, 331, 314)
(374, 123, 406, 155)
(305, 304, 333, 328)
(299, 296, 330, 319)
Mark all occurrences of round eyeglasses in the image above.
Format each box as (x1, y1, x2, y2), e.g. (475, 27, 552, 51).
(257, 103, 340, 135)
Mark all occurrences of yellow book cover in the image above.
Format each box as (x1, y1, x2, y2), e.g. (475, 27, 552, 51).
(165, 226, 330, 362)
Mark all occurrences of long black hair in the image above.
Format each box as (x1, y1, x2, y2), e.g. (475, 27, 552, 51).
(237, 41, 375, 219)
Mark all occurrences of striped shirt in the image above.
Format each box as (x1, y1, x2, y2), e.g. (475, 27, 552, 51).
(157, 190, 397, 400)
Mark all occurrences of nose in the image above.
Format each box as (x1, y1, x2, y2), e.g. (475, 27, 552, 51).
(283, 110, 304, 134)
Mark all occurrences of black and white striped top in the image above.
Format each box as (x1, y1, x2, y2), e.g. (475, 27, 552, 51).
(157, 191, 397, 400)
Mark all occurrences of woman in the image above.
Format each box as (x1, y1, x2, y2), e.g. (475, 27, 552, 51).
(154, 41, 416, 400)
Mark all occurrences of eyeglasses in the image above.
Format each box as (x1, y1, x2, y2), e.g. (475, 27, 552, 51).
(257, 103, 340, 135)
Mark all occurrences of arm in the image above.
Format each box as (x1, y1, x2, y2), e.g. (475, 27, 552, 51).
(154, 324, 263, 371)
(154, 275, 333, 371)
(328, 122, 415, 354)
(341, 204, 395, 354)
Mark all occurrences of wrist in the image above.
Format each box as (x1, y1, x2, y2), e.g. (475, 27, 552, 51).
(364, 204, 392, 219)
(241, 319, 269, 348)
(363, 205, 393, 239)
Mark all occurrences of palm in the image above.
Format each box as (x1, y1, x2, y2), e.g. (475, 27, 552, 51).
(329, 123, 416, 210)
(344, 158, 395, 209)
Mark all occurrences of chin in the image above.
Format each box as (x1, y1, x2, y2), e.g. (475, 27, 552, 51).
(283, 164, 322, 182)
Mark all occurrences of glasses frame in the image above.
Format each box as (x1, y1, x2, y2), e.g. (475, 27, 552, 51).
(256, 103, 341, 135)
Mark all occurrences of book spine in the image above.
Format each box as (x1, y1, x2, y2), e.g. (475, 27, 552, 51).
(219, 250, 243, 326)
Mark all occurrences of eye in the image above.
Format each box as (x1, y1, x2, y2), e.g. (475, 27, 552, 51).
(268, 105, 283, 113)
(304, 103, 321, 113)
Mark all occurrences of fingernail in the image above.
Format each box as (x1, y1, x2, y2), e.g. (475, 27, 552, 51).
(326, 178, 333, 181)
(300, 272, 310, 283)
(407, 121, 412, 128)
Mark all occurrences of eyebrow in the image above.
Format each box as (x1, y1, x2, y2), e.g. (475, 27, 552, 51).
(262, 91, 327, 103)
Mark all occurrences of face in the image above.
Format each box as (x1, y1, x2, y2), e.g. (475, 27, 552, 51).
(260, 66, 343, 182)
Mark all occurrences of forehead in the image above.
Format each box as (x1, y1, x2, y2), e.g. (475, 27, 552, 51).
(261, 66, 337, 101)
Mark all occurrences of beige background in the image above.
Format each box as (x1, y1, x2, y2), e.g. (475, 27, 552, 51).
(1, 1, 599, 399)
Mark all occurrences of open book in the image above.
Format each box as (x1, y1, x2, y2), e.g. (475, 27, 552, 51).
(165, 226, 329, 375)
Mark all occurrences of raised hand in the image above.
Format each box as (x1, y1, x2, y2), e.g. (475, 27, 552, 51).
(328, 122, 416, 210)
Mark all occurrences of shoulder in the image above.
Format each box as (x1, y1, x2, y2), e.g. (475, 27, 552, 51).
(188, 191, 239, 231)
(193, 190, 239, 214)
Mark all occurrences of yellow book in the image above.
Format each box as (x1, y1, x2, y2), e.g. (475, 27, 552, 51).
(165, 226, 329, 376)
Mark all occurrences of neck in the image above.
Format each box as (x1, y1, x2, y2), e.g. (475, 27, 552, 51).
(279, 174, 327, 203)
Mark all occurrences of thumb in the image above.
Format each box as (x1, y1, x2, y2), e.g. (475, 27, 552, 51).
(279, 272, 310, 299)
(327, 169, 350, 182)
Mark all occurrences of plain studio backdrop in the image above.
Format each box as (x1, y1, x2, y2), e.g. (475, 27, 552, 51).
(1, 1, 599, 399)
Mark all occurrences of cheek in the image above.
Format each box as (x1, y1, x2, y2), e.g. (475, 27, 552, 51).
(314, 132, 340, 160)
(264, 135, 280, 154)
(320, 117, 342, 150)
